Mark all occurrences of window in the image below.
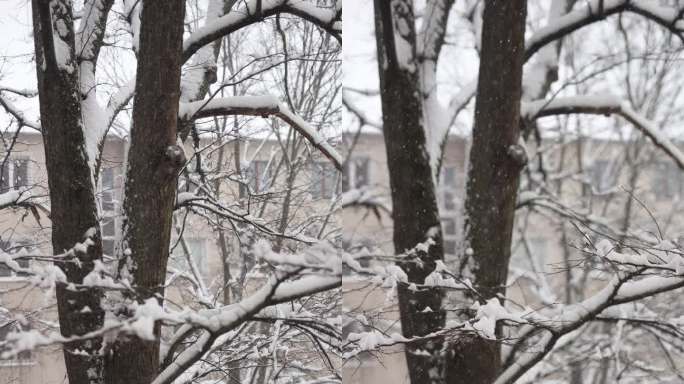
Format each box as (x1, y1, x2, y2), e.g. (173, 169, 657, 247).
(99, 167, 119, 257)
(441, 217, 458, 257)
(100, 167, 117, 212)
(0, 240, 30, 278)
(342, 157, 370, 192)
(0, 322, 32, 365)
(0, 159, 29, 193)
(240, 160, 272, 198)
(654, 161, 682, 201)
(590, 160, 615, 193)
(311, 161, 339, 200)
(171, 238, 207, 277)
(439, 165, 459, 211)
(101, 217, 116, 257)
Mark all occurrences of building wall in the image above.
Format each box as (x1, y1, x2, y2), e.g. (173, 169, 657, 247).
(0, 131, 342, 382)
(342, 132, 684, 382)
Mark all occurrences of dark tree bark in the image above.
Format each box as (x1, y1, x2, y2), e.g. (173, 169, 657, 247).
(448, 1, 527, 383)
(105, 1, 186, 383)
(31, 1, 105, 383)
(373, 1, 445, 383)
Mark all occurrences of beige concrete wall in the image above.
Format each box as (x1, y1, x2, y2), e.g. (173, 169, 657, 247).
(342, 133, 684, 381)
(1, 131, 343, 382)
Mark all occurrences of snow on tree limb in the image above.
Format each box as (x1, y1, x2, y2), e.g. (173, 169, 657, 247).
(182, 0, 341, 64)
(433, 0, 684, 165)
(180, 0, 226, 103)
(152, 242, 341, 384)
(522, 95, 684, 169)
(179, 96, 343, 169)
(152, 275, 340, 384)
(0, 87, 38, 98)
(175, 193, 322, 244)
(343, 92, 381, 129)
(0, 92, 40, 130)
(75, 0, 113, 63)
(105, 78, 135, 130)
(525, 0, 684, 62)
(495, 240, 684, 384)
(0, 189, 32, 210)
(417, 0, 455, 173)
(522, 0, 571, 100)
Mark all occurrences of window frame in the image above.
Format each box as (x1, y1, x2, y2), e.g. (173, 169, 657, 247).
(0, 157, 30, 193)
(99, 166, 120, 257)
(343, 156, 370, 192)
(653, 161, 682, 201)
(311, 161, 339, 200)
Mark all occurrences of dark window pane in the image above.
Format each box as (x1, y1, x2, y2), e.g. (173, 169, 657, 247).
(311, 162, 339, 199)
(342, 162, 350, 192)
(355, 158, 369, 188)
(12, 160, 28, 189)
(443, 166, 456, 187)
(102, 218, 116, 237)
(103, 239, 115, 257)
(102, 167, 114, 188)
(442, 218, 456, 235)
(102, 191, 114, 211)
(444, 191, 456, 211)
(0, 161, 9, 193)
(444, 240, 457, 256)
(101, 167, 116, 211)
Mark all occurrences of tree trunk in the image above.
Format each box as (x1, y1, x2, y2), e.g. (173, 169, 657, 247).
(31, 1, 105, 383)
(373, 1, 446, 383)
(106, 1, 186, 383)
(449, 1, 527, 383)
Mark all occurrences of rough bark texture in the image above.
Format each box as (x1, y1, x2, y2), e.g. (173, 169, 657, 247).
(450, 1, 527, 383)
(374, 1, 446, 383)
(105, 1, 186, 383)
(31, 1, 105, 383)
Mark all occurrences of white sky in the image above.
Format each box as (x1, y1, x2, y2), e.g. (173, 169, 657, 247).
(0, 0, 40, 126)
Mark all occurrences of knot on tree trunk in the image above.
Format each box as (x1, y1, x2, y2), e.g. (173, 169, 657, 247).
(161, 144, 186, 177)
(507, 143, 528, 168)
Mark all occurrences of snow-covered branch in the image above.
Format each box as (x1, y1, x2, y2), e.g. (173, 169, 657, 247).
(496, 241, 684, 384)
(525, 0, 684, 62)
(179, 96, 342, 169)
(435, 0, 684, 164)
(75, 0, 113, 64)
(0, 90, 40, 130)
(182, 0, 341, 64)
(153, 243, 341, 384)
(180, 0, 227, 103)
(339, 188, 390, 214)
(522, 95, 684, 169)
(0, 189, 34, 211)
